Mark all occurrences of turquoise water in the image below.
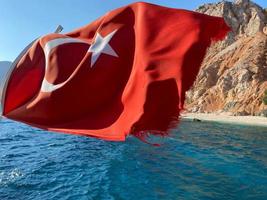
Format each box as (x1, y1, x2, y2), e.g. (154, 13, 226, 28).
(0, 119, 267, 200)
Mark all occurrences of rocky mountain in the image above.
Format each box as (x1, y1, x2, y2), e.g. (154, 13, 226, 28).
(185, 0, 267, 116)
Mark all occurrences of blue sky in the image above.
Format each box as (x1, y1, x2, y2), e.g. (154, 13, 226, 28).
(0, 0, 266, 61)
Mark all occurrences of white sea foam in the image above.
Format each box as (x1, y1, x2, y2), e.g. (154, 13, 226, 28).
(0, 168, 23, 185)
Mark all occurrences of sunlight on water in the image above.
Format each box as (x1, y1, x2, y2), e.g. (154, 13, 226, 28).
(0, 119, 267, 200)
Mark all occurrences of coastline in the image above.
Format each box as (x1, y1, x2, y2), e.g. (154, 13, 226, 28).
(181, 112, 267, 127)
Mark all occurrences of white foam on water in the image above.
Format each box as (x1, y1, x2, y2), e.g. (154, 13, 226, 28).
(0, 168, 24, 186)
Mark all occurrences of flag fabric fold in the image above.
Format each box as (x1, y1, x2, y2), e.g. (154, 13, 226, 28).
(1, 2, 230, 142)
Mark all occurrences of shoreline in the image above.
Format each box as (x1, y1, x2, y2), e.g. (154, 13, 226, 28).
(181, 113, 267, 127)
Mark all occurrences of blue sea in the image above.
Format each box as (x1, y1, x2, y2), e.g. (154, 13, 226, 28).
(0, 119, 267, 200)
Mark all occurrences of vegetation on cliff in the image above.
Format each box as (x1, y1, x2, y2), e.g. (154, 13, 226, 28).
(264, 90, 267, 105)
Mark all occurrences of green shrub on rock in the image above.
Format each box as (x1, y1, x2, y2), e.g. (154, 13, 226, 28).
(263, 90, 267, 105)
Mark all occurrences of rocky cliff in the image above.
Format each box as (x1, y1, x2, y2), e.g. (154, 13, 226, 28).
(185, 0, 267, 116)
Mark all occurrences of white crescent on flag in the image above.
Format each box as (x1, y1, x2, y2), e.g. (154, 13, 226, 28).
(40, 38, 88, 93)
(41, 29, 118, 93)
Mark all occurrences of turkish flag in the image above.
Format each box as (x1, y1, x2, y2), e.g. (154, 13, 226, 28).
(0, 2, 230, 142)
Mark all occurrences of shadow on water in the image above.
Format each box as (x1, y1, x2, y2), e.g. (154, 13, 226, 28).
(0, 119, 267, 200)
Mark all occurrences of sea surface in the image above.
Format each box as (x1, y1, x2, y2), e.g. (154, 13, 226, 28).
(0, 119, 267, 200)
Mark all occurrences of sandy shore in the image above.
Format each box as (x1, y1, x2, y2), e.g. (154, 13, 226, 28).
(181, 113, 267, 127)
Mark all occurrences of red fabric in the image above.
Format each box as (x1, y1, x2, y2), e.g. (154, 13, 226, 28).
(3, 2, 230, 142)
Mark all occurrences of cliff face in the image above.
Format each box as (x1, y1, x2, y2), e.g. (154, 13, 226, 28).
(186, 0, 267, 116)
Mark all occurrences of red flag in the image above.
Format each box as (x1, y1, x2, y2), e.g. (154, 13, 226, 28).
(0, 2, 230, 142)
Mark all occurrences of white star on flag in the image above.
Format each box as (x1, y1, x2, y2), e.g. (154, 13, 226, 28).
(88, 29, 119, 67)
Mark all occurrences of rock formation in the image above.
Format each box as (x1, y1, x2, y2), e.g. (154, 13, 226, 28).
(186, 0, 267, 116)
